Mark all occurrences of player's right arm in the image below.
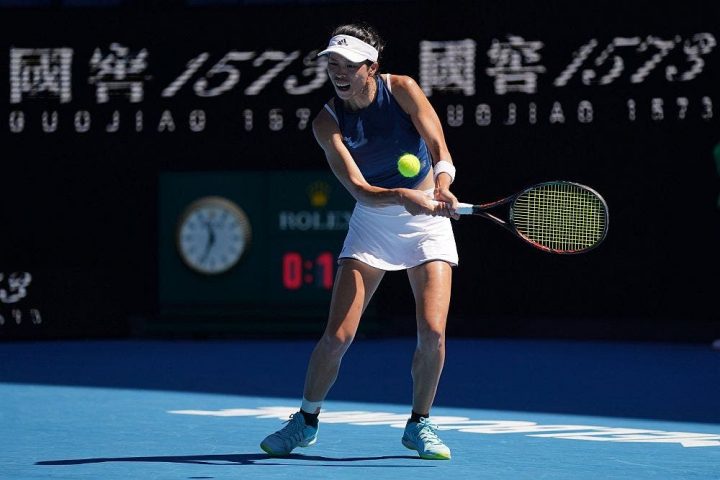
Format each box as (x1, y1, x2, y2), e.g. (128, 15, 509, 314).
(312, 108, 440, 215)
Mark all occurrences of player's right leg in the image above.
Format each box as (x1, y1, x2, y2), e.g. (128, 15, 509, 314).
(303, 259, 385, 402)
(260, 259, 385, 456)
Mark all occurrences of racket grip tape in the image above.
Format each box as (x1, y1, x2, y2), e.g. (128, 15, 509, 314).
(455, 203, 474, 215)
(429, 200, 474, 215)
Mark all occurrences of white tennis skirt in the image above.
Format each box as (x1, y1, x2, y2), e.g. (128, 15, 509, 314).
(338, 192, 459, 271)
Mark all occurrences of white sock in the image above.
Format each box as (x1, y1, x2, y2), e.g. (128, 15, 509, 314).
(301, 397, 323, 415)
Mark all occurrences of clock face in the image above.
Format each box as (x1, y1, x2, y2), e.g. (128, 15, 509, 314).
(176, 196, 251, 275)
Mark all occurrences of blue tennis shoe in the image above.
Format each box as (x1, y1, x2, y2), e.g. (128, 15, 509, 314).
(402, 418, 451, 460)
(260, 412, 318, 456)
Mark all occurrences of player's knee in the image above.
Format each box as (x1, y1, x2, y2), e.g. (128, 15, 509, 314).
(319, 331, 355, 357)
(417, 327, 445, 352)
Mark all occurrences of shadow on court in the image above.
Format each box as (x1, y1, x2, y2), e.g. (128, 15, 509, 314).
(36, 453, 425, 467)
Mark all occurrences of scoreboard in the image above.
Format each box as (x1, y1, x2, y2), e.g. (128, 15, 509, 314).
(157, 170, 356, 334)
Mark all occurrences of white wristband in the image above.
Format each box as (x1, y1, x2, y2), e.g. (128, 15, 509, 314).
(433, 160, 456, 184)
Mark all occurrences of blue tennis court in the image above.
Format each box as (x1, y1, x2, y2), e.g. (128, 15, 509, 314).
(2, 338, 719, 479)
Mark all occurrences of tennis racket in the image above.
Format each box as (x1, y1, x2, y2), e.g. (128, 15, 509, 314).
(445, 181, 609, 254)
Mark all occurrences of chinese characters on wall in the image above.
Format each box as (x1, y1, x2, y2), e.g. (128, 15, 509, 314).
(420, 34, 715, 126)
(4, 33, 717, 133)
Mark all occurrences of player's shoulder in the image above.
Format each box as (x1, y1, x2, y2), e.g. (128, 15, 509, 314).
(312, 98, 339, 140)
(387, 73, 421, 93)
(386, 74, 425, 114)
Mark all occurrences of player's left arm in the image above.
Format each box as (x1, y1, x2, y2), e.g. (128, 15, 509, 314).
(391, 75, 458, 212)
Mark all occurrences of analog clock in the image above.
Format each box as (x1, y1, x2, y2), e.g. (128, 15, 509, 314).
(176, 196, 251, 275)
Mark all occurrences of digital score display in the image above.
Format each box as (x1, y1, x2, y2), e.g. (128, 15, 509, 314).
(281, 251, 335, 291)
(158, 170, 355, 323)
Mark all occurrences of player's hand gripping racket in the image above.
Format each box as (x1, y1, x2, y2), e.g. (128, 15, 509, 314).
(442, 181, 609, 254)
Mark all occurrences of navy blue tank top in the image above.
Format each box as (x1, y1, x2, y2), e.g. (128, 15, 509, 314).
(329, 75, 431, 189)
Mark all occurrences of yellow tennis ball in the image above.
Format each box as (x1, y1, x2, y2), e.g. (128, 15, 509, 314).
(397, 153, 421, 178)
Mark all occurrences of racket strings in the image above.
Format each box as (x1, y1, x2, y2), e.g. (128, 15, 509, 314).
(511, 183, 607, 253)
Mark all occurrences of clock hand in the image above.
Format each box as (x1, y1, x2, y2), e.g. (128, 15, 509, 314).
(200, 220, 216, 263)
(207, 221, 217, 247)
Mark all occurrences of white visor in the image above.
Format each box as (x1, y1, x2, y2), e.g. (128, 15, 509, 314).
(318, 34, 379, 63)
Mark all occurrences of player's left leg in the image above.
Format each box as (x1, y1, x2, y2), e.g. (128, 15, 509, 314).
(407, 260, 451, 413)
(402, 260, 452, 460)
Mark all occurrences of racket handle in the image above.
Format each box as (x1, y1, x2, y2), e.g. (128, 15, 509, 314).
(455, 202, 474, 215)
(429, 201, 474, 215)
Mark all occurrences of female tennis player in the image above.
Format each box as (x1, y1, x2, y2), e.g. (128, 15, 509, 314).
(261, 23, 459, 460)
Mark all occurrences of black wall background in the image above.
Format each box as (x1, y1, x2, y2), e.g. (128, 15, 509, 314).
(0, 1, 718, 340)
